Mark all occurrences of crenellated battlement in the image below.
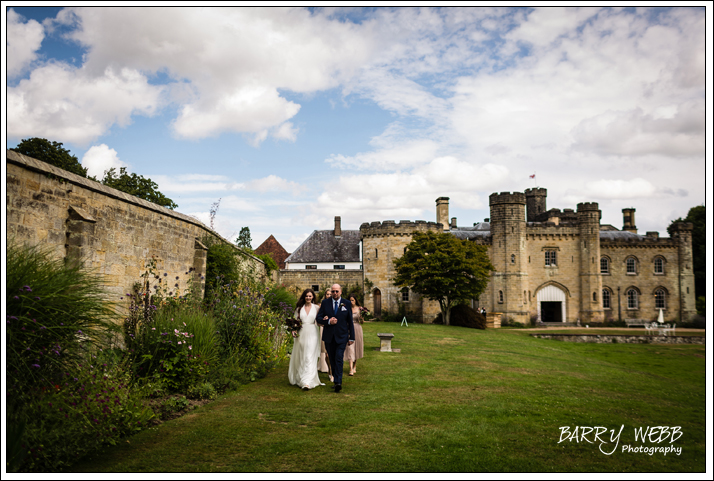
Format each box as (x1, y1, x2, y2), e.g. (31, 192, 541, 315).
(577, 202, 600, 212)
(489, 191, 526, 205)
(360, 220, 442, 238)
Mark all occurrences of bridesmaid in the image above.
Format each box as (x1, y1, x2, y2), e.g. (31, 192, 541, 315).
(318, 288, 333, 381)
(344, 295, 364, 376)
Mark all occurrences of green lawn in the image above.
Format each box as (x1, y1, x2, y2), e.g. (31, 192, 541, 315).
(74, 323, 706, 473)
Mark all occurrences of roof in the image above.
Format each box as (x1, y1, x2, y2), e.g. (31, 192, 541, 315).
(449, 222, 491, 240)
(284, 229, 361, 263)
(254, 235, 290, 269)
(599, 231, 646, 241)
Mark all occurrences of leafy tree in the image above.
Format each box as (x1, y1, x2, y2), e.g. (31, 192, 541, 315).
(236, 227, 253, 250)
(667, 205, 705, 304)
(393, 231, 494, 326)
(10, 137, 88, 177)
(102, 167, 178, 210)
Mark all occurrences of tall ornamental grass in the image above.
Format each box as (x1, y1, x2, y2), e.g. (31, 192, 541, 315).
(6, 242, 151, 472)
(6, 242, 118, 396)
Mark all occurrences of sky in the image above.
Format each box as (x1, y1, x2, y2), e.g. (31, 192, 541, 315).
(4, 5, 711, 252)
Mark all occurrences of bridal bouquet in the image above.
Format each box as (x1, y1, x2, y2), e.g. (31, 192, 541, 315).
(358, 306, 372, 323)
(285, 317, 303, 336)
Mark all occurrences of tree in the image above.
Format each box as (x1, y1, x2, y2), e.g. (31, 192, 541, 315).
(667, 205, 705, 303)
(101, 167, 178, 210)
(10, 138, 88, 177)
(393, 231, 494, 326)
(236, 227, 253, 250)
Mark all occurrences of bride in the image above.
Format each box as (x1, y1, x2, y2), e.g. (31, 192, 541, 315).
(288, 288, 323, 390)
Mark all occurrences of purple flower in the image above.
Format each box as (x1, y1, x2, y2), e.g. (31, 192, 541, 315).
(24, 286, 32, 292)
(13, 296, 19, 300)
(31, 364, 40, 369)
(34, 297, 40, 301)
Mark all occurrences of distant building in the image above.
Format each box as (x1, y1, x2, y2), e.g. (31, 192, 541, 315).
(254, 234, 290, 270)
(360, 189, 696, 324)
(279, 217, 363, 295)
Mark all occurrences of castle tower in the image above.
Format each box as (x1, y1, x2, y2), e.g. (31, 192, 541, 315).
(622, 208, 637, 233)
(436, 197, 450, 231)
(489, 192, 528, 323)
(670, 222, 696, 321)
(577, 202, 604, 323)
(525, 187, 547, 222)
(360, 220, 443, 323)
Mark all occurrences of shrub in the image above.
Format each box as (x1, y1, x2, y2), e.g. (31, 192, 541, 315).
(433, 304, 486, 329)
(501, 318, 526, 328)
(207, 275, 291, 389)
(8, 351, 153, 472)
(264, 285, 298, 317)
(159, 395, 190, 419)
(204, 240, 241, 298)
(187, 382, 217, 400)
(130, 306, 215, 393)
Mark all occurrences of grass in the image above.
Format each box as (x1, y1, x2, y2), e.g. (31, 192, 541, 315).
(73, 323, 706, 473)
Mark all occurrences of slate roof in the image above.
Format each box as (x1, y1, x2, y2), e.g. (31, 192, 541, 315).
(449, 222, 491, 240)
(599, 231, 646, 241)
(284, 230, 361, 263)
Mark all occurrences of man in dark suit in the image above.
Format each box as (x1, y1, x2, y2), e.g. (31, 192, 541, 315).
(315, 283, 355, 393)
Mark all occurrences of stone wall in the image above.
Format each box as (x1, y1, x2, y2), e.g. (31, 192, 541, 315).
(277, 269, 363, 297)
(6, 150, 266, 309)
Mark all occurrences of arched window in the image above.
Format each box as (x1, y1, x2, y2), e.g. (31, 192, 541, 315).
(626, 257, 637, 275)
(654, 257, 664, 274)
(401, 287, 409, 302)
(375, 248, 378, 259)
(654, 288, 666, 309)
(498, 290, 504, 303)
(593, 291, 597, 302)
(511, 254, 515, 263)
(626, 288, 639, 309)
(602, 289, 611, 309)
(600, 257, 610, 274)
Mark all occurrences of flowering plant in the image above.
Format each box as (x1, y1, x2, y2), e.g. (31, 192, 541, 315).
(284, 317, 302, 336)
(358, 306, 372, 323)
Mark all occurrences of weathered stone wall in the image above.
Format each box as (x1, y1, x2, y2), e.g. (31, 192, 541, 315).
(277, 269, 363, 297)
(6, 150, 266, 310)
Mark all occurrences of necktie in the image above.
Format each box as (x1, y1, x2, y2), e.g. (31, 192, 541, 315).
(334, 300, 338, 313)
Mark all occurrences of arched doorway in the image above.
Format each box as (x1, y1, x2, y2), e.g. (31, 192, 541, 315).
(373, 288, 382, 318)
(537, 284, 567, 322)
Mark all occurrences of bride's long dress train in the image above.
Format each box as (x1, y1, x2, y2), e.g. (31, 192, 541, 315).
(288, 305, 322, 389)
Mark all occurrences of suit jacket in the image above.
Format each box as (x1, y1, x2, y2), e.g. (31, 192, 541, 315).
(316, 297, 355, 345)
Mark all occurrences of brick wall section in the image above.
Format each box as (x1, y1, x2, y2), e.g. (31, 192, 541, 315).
(6, 150, 266, 309)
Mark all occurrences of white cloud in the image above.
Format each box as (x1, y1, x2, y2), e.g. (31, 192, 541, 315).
(578, 178, 657, 200)
(7, 63, 162, 145)
(6, 9, 45, 78)
(81, 144, 129, 178)
(244, 175, 306, 195)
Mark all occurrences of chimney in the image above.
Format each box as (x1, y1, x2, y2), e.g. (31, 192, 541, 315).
(450, 217, 457, 229)
(334, 216, 342, 237)
(622, 208, 637, 233)
(436, 197, 450, 231)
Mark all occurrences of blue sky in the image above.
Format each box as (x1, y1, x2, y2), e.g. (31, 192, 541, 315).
(5, 6, 710, 252)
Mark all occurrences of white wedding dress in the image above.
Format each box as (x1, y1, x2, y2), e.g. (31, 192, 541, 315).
(288, 304, 323, 389)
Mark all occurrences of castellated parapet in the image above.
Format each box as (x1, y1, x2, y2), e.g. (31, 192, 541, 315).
(525, 187, 547, 222)
(359, 220, 443, 238)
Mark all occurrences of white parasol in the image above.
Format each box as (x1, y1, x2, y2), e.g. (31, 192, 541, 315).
(657, 308, 665, 324)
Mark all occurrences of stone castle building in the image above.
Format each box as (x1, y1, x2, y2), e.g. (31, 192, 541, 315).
(359, 189, 696, 325)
